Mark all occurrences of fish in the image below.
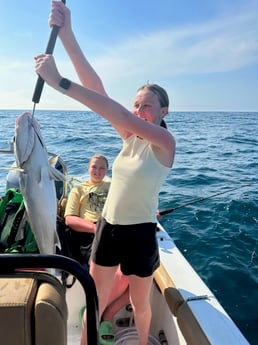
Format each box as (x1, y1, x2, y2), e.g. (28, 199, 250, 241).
(13, 112, 66, 254)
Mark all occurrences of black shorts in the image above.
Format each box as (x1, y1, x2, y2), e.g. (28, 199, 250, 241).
(91, 217, 160, 277)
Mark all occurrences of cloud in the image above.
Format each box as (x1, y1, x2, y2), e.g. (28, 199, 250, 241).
(0, 1, 257, 110)
(93, 9, 258, 81)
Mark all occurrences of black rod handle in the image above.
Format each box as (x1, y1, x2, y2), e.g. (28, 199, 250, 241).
(32, 0, 66, 104)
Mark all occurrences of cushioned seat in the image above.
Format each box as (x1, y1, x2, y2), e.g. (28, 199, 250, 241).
(0, 272, 68, 345)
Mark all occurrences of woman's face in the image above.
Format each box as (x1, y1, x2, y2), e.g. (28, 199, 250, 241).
(88, 157, 108, 183)
(132, 89, 165, 125)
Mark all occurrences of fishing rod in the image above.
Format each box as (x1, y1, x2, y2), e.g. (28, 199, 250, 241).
(159, 183, 254, 216)
(32, 0, 66, 115)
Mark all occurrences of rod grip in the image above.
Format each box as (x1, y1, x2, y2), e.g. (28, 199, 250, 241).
(32, 0, 66, 104)
(32, 25, 60, 104)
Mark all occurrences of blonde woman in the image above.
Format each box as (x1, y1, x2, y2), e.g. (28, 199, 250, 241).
(35, 3, 176, 344)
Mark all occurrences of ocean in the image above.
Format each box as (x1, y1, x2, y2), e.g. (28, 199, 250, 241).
(0, 110, 257, 344)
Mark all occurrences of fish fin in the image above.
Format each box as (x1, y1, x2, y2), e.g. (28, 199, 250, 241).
(0, 166, 24, 172)
(48, 166, 67, 182)
(48, 155, 59, 167)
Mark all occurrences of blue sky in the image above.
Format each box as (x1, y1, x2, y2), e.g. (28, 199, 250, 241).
(0, 0, 257, 111)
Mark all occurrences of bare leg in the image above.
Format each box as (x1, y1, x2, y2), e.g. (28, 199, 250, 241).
(129, 275, 153, 345)
(90, 262, 119, 318)
(102, 286, 130, 321)
(80, 263, 119, 345)
(80, 311, 87, 345)
(102, 270, 129, 320)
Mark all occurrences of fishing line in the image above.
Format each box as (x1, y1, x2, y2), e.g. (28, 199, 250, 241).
(31, 0, 66, 117)
(159, 183, 254, 216)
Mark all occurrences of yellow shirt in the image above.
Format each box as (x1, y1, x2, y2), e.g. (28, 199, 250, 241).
(64, 180, 110, 223)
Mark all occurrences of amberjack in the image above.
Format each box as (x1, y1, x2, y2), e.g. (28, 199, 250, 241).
(14, 112, 65, 254)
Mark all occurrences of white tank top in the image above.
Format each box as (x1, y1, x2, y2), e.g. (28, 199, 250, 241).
(102, 135, 170, 225)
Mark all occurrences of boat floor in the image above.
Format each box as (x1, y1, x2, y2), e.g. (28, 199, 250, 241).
(65, 275, 186, 345)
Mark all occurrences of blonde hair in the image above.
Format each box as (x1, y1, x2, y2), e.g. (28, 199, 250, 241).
(89, 153, 109, 169)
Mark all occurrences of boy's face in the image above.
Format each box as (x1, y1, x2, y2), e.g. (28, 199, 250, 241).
(88, 157, 108, 183)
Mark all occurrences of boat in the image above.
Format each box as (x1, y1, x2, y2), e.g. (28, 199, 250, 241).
(0, 142, 251, 345)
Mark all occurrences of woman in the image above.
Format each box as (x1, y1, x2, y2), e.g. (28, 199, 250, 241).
(35, 2, 176, 344)
(64, 153, 129, 345)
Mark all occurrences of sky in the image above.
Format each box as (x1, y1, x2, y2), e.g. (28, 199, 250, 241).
(0, 0, 257, 112)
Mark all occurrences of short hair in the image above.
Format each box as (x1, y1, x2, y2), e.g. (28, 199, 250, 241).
(137, 83, 169, 108)
(89, 153, 109, 169)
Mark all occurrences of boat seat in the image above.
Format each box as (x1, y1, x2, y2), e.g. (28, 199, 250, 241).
(0, 271, 68, 345)
(177, 301, 211, 345)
